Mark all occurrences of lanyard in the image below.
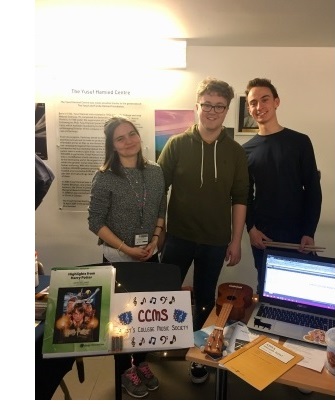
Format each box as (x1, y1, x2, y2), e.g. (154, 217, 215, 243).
(123, 167, 147, 227)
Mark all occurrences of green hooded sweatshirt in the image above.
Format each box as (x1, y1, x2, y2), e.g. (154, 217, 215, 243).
(157, 124, 249, 245)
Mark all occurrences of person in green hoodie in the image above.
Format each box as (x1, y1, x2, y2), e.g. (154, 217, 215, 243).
(157, 77, 249, 384)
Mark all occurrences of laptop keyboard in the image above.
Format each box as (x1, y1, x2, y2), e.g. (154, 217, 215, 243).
(257, 304, 335, 331)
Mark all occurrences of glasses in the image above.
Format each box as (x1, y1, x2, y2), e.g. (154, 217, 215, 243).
(199, 103, 227, 113)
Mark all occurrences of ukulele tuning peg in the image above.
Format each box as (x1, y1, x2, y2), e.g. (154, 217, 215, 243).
(222, 350, 228, 357)
(223, 340, 229, 347)
(200, 346, 205, 352)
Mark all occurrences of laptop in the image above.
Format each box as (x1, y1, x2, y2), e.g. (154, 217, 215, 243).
(247, 249, 335, 347)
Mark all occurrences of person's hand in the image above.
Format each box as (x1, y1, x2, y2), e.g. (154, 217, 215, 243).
(141, 242, 157, 261)
(225, 241, 241, 266)
(127, 246, 150, 261)
(249, 226, 271, 249)
(299, 235, 315, 254)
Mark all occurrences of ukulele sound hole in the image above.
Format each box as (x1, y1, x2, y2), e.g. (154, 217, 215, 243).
(227, 295, 236, 301)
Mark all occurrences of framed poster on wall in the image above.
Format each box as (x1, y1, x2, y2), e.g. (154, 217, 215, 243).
(155, 110, 195, 160)
(236, 95, 259, 136)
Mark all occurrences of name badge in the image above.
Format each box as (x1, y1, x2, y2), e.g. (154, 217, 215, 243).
(134, 233, 149, 246)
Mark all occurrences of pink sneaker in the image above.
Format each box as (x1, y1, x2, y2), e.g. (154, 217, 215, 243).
(121, 366, 148, 398)
(137, 362, 159, 391)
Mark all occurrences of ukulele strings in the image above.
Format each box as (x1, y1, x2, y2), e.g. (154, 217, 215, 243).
(217, 285, 237, 328)
(208, 286, 238, 351)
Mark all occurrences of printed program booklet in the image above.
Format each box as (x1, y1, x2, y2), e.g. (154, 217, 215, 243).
(42, 265, 194, 358)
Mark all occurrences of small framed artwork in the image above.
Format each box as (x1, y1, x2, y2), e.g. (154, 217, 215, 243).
(236, 95, 259, 136)
(155, 109, 195, 160)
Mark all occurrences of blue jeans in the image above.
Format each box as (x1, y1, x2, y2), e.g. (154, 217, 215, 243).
(160, 234, 227, 331)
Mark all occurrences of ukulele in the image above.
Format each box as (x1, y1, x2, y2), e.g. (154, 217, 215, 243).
(203, 282, 253, 359)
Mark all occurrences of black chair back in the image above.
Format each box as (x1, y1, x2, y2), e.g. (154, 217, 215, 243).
(112, 262, 182, 293)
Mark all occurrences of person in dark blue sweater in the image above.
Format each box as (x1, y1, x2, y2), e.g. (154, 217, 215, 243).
(242, 78, 322, 292)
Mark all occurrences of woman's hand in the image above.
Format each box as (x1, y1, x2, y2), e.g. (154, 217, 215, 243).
(140, 241, 157, 261)
(126, 246, 150, 261)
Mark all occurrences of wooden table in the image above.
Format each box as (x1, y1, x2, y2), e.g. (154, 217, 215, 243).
(186, 299, 335, 399)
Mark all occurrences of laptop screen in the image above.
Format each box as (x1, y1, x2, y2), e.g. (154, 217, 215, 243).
(262, 250, 335, 313)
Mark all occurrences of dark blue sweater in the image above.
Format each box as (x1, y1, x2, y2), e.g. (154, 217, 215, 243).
(242, 128, 322, 241)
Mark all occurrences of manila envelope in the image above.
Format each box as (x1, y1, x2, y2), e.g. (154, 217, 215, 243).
(218, 335, 303, 391)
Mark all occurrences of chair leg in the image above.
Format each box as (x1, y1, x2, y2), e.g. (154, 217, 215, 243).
(59, 379, 72, 400)
(76, 357, 85, 383)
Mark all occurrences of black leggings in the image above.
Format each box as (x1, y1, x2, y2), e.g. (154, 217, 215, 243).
(115, 352, 147, 374)
(109, 252, 159, 374)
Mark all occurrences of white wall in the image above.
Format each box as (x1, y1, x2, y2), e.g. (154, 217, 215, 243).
(35, 46, 335, 293)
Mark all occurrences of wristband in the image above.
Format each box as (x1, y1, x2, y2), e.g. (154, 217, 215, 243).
(117, 241, 124, 252)
(156, 225, 164, 230)
(153, 234, 160, 238)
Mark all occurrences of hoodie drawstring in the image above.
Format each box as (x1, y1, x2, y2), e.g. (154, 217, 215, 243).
(214, 140, 218, 182)
(200, 139, 218, 187)
(200, 141, 204, 188)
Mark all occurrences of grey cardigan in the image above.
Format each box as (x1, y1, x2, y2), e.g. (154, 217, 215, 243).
(88, 161, 166, 247)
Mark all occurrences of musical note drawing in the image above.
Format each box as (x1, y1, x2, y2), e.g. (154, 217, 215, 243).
(150, 297, 157, 304)
(149, 336, 156, 345)
(133, 297, 137, 306)
(160, 296, 167, 304)
(170, 335, 176, 344)
(140, 297, 146, 305)
(139, 337, 145, 346)
(160, 336, 168, 344)
(173, 309, 187, 323)
(131, 337, 136, 347)
(169, 296, 175, 304)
